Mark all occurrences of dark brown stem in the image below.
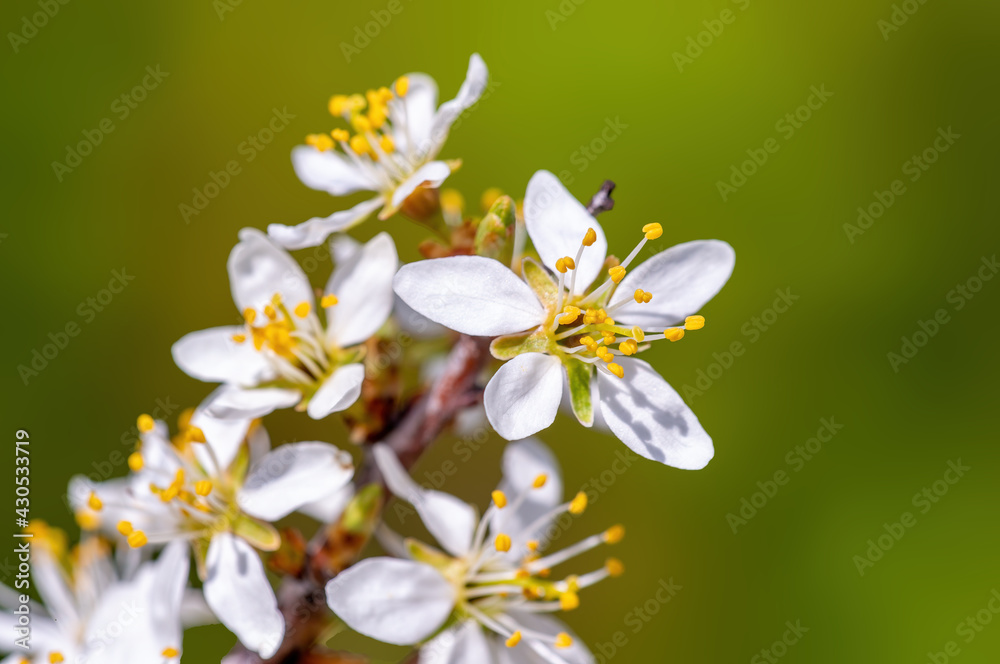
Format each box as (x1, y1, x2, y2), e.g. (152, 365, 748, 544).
(586, 180, 616, 216)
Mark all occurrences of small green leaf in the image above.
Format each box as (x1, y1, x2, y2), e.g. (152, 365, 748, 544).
(490, 330, 552, 360)
(342, 484, 382, 534)
(566, 360, 594, 426)
(474, 195, 516, 258)
(522, 257, 558, 309)
(232, 515, 281, 552)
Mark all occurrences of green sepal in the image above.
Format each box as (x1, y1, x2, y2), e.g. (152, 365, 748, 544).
(566, 360, 594, 427)
(490, 330, 552, 360)
(341, 483, 383, 534)
(232, 515, 282, 552)
(522, 257, 558, 309)
(406, 537, 453, 569)
(474, 195, 516, 258)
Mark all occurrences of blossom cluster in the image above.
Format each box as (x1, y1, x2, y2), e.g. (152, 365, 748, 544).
(3, 54, 735, 663)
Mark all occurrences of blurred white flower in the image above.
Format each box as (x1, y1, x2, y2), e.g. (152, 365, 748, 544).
(394, 170, 736, 468)
(326, 440, 622, 664)
(70, 411, 354, 658)
(268, 53, 489, 250)
(172, 228, 397, 421)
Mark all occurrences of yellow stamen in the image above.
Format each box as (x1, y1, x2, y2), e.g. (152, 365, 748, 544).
(527, 540, 539, 552)
(379, 134, 395, 153)
(351, 115, 371, 134)
(263, 304, 277, 320)
(137, 414, 155, 433)
(555, 256, 576, 273)
(495, 533, 512, 552)
(492, 490, 508, 508)
(533, 474, 548, 489)
(642, 222, 663, 240)
(232, 333, 246, 343)
(349, 134, 371, 156)
(243, 307, 257, 324)
(87, 492, 103, 511)
(305, 133, 334, 152)
(117, 521, 133, 536)
(187, 426, 206, 444)
(558, 305, 581, 325)
(195, 480, 213, 497)
(583, 228, 597, 246)
(619, 339, 638, 356)
(555, 633, 574, 649)
(480, 187, 503, 211)
(321, 294, 339, 308)
(162, 647, 180, 658)
(568, 492, 588, 515)
(440, 189, 464, 214)
(395, 76, 410, 96)
(606, 558, 625, 577)
(128, 451, 144, 471)
(608, 363, 624, 379)
(127, 530, 148, 548)
(48, 653, 65, 664)
(608, 266, 626, 283)
(330, 128, 350, 142)
(506, 631, 522, 648)
(294, 302, 311, 318)
(685, 315, 705, 330)
(328, 95, 348, 116)
(75, 511, 99, 530)
(560, 592, 580, 611)
(632, 326, 645, 342)
(664, 328, 685, 342)
(604, 524, 626, 544)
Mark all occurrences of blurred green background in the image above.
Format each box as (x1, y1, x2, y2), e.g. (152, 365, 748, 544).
(3, 0, 999, 661)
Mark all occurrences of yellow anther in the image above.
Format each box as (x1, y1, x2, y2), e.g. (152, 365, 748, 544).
(305, 133, 334, 152)
(555, 256, 576, 273)
(351, 115, 372, 134)
(608, 266, 626, 283)
(603, 317, 615, 327)
(243, 307, 257, 324)
(330, 128, 350, 142)
(328, 95, 349, 116)
(87, 492, 103, 511)
(565, 575, 580, 592)
(231, 333, 246, 343)
(263, 304, 277, 320)
(604, 524, 626, 544)
(595, 346, 610, 360)
(555, 633, 574, 649)
(492, 490, 508, 508)
(685, 315, 705, 330)
(634, 289, 645, 303)
(379, 134, 395, 153)
(568, 491, 588, 515)
(595, 308, 608, 323)
(137, 414, 155, 433)
(643, 291, 652, 303)
(162, 647, 180, 658)
(75, 511, 99, 531)
(186, 426, 206, 444)
(321, 294, 339, 308)
(619, 339, 638, 356)
(117, 521, 134, 536)
(395, 76, 410, 96)
(349, 134, 371, 156)
(440, 188, 464, 213)
(558, 306, 581, 325)
(127, 530, 148, 549)
(606, 558, 625, 577)
(607, 363, 624, 379)
(294, 302, 311, 318)
(533, 474, 548, 489)
(368, 104, 387, 129)
(480, 187, 503, 211)
(579, 335, 598, 351)
(128, 451, 144, 471)
(642, 222, 663, 240)
(583, 228, 597, 246)
(48, 653, 65, 664)
(527, 540, 539, 552)
(664, 328, 685, 342)
(632, 326, 645, 342)
(195, 480, 213, 497)
(506, 631, 522, 648)
(495, 533, 512, 552)
(560, 592, 580, 611)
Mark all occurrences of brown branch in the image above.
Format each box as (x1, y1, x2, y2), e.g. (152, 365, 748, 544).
(586, 180, 616, 216)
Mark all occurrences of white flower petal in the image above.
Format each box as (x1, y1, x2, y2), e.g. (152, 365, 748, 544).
(390, 73, 438, 156)
(504, 609, 594, 664)
(190, 402, 253, 471)
(299, 484, 354, 524)
(615, 240, 736, 328)
(484, 353, 564, 440)
(307, 363, 365, 419)
(325, 558, 454, 645)
(267, 196, 385, 251)
(422, 621, 492, 664)
(291, 144, 378, 196)
(373, 443, 478, 557)
(394, 256, 546, 336)
(524, 170, 608, 294)
(171, 326, 273, 385)
(390, 160, 452, 208)
(596, 358, 713, 469)
(492, 438, 563, 554)
(238, 442, 354, 522)
(204, 385, 302, 419)
(325, 232, 398, 346)
(228, 227, 314, 315)
(427, 53, 489, 158)
(204, 533, 285, 658)
(32, 547, 80, 633)
(330, 234, 362, 264)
